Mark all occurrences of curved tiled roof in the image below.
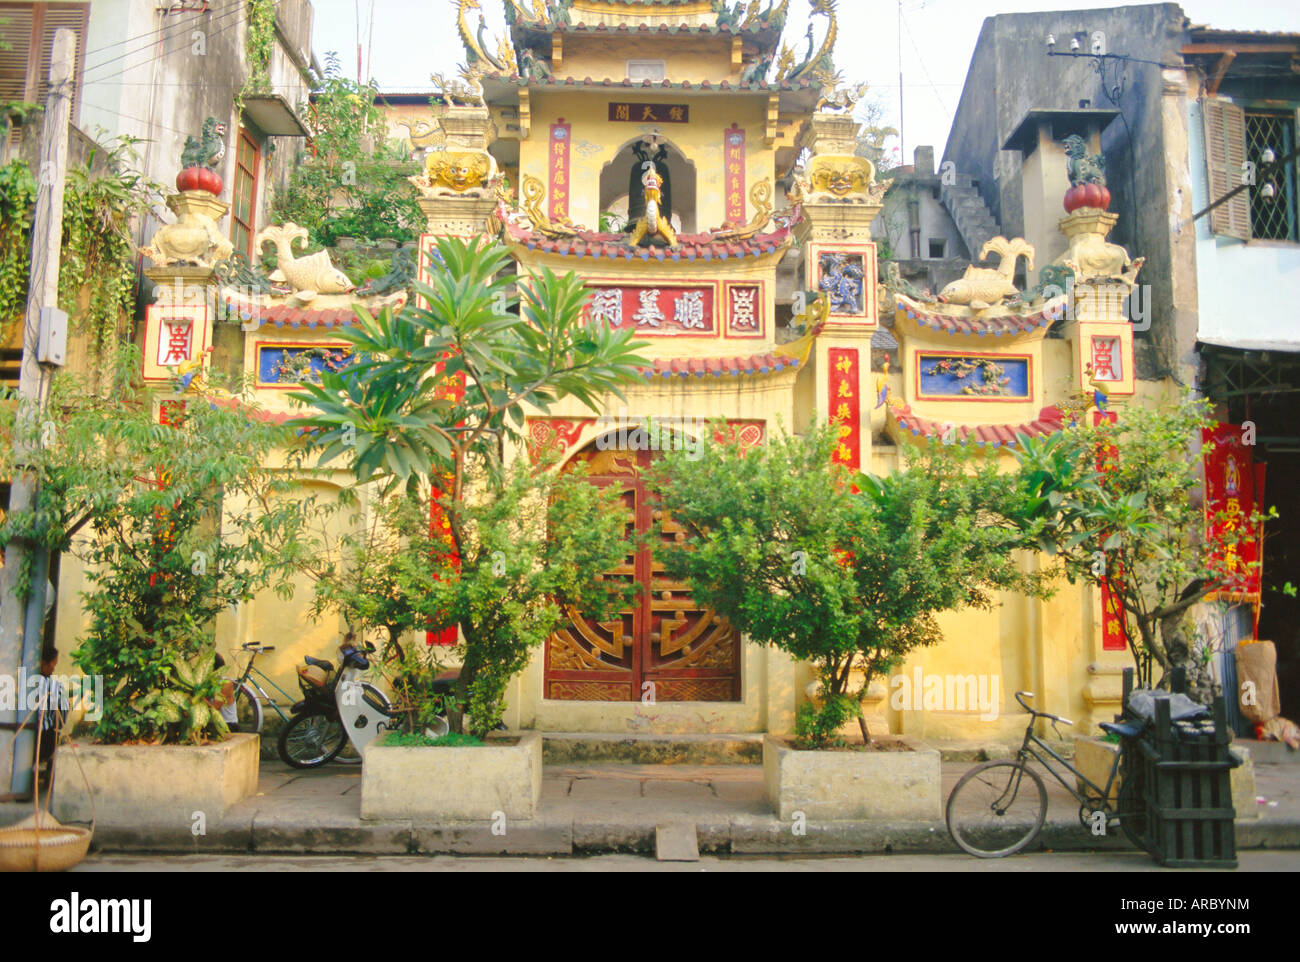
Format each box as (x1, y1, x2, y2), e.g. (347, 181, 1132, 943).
(482, 72, 817, 93)
(220, 298, 360, 330)
(504, 218, 795, 262)
(512, 19, 784, 36)
(893, 294, 1066, 338)
(640, 349, 803, 379)
(889, 401, 1066, 447)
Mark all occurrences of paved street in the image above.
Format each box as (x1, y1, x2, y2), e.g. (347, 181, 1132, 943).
(71, 850, 1300, 871)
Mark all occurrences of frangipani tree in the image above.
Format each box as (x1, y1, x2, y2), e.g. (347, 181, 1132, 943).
(289, 236, 650, 736)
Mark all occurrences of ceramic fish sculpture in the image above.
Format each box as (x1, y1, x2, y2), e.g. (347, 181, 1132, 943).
(254, 223, 354, 303)
(939, 236, 1035, 311)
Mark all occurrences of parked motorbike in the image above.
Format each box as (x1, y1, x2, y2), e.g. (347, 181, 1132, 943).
(276, 641, 453, 769)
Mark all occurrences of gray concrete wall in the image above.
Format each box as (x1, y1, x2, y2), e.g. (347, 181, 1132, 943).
(942, 4, 1199, 382)
(79, 0, 314, 253)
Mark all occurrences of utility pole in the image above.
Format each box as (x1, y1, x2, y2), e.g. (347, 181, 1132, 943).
(897, 0, 906, 165)
(0, 28, 74, 797)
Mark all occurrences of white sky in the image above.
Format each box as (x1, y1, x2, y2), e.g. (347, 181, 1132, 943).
(311, 0, 1300, 161)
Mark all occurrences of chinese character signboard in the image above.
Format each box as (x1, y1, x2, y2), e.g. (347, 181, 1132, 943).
(142, 302, 209, 382)
(828, 348, 860, 471)
(723, 123, 746, 226)
(1090, 335, 1122, 381)
(725, 282, 763, 338)
(1091, 410, 1128, 651)
(586, 284, 716, 335)
(549, 120, 571, 223)
(608, 103, 689, 124)
(1074, 321, 1135, 396)
(1202, 422, 1265, 602)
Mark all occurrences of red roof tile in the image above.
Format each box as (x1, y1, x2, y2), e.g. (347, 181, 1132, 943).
(893, 294, 1065, 338)
(889, 402, 1066, 447)
(503, 214, 796, 262)
(221, 297, 362, 330)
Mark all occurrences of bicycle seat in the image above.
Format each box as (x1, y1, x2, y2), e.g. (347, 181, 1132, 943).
(304, 656, 335, 672)
(1099, 721, 1143, 738)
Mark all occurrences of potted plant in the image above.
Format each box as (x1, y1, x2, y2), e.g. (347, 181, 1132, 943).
(0, 348, 312, 826)
(645, 421, 1057, 821)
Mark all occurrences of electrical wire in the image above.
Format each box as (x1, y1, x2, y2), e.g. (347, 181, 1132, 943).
(80, 0, 242, 66)
(82, 9, 251, 89)
(901, 8, 953, 120)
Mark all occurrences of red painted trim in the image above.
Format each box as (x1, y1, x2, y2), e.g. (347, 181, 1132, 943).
(722, 279, 765, 339)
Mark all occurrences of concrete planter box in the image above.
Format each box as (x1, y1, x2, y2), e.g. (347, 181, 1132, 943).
(1072, 735, 1258, 820)
(762, 734, 941, 821)
(361, 731, 542, 821)
(51, 733, 259, 826)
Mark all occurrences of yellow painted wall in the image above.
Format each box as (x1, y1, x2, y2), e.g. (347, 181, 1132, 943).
(520, 90, 772, 235)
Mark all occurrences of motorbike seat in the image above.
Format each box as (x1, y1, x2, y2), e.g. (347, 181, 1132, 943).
(304, 656, 335, 672)
(1099, 721, 1142, 738)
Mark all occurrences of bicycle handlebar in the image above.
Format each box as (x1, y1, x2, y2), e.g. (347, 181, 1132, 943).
(241, 643, 275, 653)
(1014, 690, 1074, 727)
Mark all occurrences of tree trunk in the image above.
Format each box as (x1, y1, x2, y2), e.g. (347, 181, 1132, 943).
(856, 708, 870, 746)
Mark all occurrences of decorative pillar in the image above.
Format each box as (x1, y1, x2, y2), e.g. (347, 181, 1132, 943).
(792, 110, 885, 475)
(140, 188, 232, 387)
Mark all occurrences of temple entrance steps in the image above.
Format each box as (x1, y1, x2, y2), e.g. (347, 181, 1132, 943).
(540, 732, 763, 766)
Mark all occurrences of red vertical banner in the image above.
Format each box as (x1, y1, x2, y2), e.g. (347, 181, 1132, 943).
(1202, 422, 1263, 602)
(427, 359, 465, 647)
(723, 123, 746, 227)
(828, 348, 860, 472)
(1092, 410, 1127, 651)
(549, 119, 571, 223)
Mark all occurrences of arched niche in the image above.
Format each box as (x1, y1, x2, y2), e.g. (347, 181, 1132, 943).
(599, 136, 697, 235)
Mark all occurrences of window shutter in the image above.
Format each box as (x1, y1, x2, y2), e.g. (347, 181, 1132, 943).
(34, 4, 88, 124)
(0, 6, 35, 98)
(1202, 96, 1251, 240)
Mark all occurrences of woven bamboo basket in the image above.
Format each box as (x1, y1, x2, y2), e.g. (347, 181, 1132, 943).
(0, 811, 91, 872)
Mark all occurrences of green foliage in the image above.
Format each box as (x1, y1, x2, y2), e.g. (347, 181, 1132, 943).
(795, 695, 857, 749)
(241, 0, 276, 100)
(382, 731, 484, 748)
(1012, 393, 1273, 689)
(0, 134, 157, 355)
(0, 347, 314, 744)
(645, 421, 1056, 746)
(271, 52, 422, 247)
(289, 236, 652, 738)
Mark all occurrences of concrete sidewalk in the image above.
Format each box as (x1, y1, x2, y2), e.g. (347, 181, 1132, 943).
(59, 746, 1300, 859)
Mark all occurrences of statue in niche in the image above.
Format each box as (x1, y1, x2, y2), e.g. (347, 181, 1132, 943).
(626, 132, 673, 233)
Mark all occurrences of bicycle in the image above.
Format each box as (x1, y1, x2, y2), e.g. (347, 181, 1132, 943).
(945, 690, 1148, 858)
(224, 642, 370, 766)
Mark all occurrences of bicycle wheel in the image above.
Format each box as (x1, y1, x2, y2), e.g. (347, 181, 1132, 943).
(277, 710, 347, 769)
(1117, 747, 1149, 852)
(233, 681, 263, 734)
(946, 760, 1048, 858)
(334, 683, 390, 764)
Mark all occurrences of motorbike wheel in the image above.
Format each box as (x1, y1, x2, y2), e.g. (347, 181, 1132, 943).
(277, 710, 348, 769)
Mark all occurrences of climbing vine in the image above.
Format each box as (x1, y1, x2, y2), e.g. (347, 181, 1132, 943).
(240, 0, 277, 106)
(0, 133, 159, 358)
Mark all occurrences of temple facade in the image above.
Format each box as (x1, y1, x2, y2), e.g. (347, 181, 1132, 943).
(111, 0, 1162, 743)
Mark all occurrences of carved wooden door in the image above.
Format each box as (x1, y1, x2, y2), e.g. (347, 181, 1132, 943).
(544, 443, 741, 702)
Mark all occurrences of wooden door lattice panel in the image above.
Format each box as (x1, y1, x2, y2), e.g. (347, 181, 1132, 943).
(544, 439, 741, 702)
